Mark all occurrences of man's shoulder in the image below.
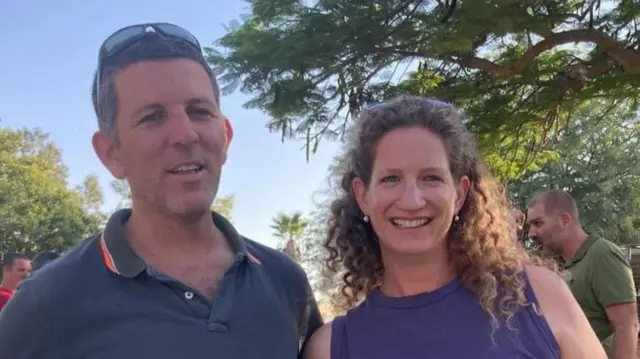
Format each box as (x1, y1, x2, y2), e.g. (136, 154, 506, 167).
(0, 287, 12, 298)
(590, 238, 627, 260)
(23, 233, 102, 297)
(244, 237, 310, 287)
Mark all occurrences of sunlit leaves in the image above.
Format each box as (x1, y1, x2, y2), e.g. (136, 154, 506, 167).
(0, 127, 104, 255)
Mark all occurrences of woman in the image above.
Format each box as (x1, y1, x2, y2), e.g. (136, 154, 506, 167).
(304, 96, 604, 359)
(509, 206, 526, 242)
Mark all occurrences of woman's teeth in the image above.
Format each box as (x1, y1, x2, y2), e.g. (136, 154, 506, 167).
(391, 219, 430, 228)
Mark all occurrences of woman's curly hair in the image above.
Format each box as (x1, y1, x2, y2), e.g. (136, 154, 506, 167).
(324, 95, 542, 329)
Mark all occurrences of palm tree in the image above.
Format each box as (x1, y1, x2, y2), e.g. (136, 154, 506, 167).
(270, 211, 309, 263)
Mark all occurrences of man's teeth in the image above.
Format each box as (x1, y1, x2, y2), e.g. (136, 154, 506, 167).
(170, 165, 201, 173)
(392, 219, 429, 228)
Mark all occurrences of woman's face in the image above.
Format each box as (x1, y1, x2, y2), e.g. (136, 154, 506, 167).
(354, 126, 469, 257)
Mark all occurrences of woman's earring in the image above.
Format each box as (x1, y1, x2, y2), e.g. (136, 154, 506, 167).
(363, 215, 370, 223)
(453, 215, 460, 222)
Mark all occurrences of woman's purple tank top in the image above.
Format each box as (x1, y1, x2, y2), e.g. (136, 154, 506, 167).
(330, 272, 560, 359)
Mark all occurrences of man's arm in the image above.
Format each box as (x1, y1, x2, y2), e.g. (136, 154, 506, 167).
(592, 248, 638, 359)
(0, 283, 50, 358)
(605, 303, 639, 359)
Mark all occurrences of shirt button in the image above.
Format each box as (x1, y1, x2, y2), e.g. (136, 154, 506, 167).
(184, 291, 194, 300)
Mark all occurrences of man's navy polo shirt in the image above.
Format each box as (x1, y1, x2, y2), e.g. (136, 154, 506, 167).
(0, 209, 323, 359)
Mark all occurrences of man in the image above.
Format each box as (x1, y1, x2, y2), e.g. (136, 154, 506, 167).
(0, 253, 31, 311)
(527, 189, 638, 359)
(0, 23, 322, 358)
(32, 251, 61, 272)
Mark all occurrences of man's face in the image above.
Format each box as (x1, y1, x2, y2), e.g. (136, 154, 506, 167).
(527, 203, 565, 253)
(94, 58, 233, 218)
(3, 258, 31, 287)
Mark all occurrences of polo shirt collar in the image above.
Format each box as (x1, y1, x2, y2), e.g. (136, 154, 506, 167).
(564, 236, 598, 268)
(100, 209, 250, 278)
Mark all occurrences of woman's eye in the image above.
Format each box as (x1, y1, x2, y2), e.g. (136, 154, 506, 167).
(381, 176, 399, 183)
(424, 175, 442, 182)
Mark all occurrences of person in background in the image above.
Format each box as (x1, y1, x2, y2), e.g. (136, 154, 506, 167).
(0, 253, 31, 311)
(304, 96, 604, 359)
(32, 251, 61, 272)
(0, 23, 321, 359)
(528, 190, 638, 359)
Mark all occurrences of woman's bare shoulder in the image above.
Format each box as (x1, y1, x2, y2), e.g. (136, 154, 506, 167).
(304, 322, 333, 359)
(525, 265, 606, 358)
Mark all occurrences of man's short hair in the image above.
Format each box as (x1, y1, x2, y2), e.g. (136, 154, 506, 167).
(91, 34, 220, 141)
(528, 189, 580, 221)
(1, 253, 29, 269)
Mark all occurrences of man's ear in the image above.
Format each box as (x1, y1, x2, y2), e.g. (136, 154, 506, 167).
(92, 131, 125, 179)
(352, 177, 369, 217)
(455, 176, 471, 213)
(223, 118, 233, 153)
(559, 212, 573, 227)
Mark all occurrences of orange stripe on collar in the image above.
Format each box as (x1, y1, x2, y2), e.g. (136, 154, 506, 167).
(247, 252, 262, 265)
(99, 234, 119, 274)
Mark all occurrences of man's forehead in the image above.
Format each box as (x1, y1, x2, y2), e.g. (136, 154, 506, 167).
(14, 258, 31, 267)
(527, 203, 546, 217)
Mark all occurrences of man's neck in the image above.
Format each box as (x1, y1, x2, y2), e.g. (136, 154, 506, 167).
(125, 205, 228, 267)
(561, 229, 589, 262)
(0, 280, 15, 291)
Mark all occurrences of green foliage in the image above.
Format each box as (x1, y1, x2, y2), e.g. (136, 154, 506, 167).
(211, 194, 235, 222)
(110, 179, 131, 209)
(208, 0, 640, 177)
(508, 99, 640, 245)
(0, 127, 104, 255)
(77, 174, 104, 215)
(270, 211, 309, 263)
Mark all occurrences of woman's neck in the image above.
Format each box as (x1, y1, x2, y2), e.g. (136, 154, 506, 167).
(380, 246, 456, 297)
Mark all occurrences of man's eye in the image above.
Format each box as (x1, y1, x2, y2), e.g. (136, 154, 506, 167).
(188, 108, 214, 118)
(141, 112, 163, 123)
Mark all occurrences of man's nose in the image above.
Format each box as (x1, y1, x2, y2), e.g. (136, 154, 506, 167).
(166, 109, 198, 145)
(527, 227, 536, 239)
(398, 182, 426, 210)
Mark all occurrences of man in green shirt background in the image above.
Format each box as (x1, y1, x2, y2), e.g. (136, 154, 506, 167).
(527, 189, 638, 359)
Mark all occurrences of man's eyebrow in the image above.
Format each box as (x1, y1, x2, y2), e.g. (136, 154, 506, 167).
(187, 97, 215, 107)
(133, 102, 163, 118)
(187, 97, 220, 113)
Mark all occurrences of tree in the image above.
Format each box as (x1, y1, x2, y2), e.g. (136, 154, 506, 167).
(0, 127, 104, 255)
(211, 194, 235, 222)
(508, 99, 640, 245)
(208, 0, 640, 178)
(270, 211, 309, 263)
(77, 174, 104, 215)
(110, 179, 131, 208)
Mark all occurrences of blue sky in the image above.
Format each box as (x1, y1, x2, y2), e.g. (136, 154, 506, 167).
(0, 0, 341, 248)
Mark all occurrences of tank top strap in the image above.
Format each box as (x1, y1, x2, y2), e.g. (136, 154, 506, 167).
(519, 269, 561, 355)
(330, 315, 349, 359)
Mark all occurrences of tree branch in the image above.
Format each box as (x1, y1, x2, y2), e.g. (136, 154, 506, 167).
(452, 29, 640, 77)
